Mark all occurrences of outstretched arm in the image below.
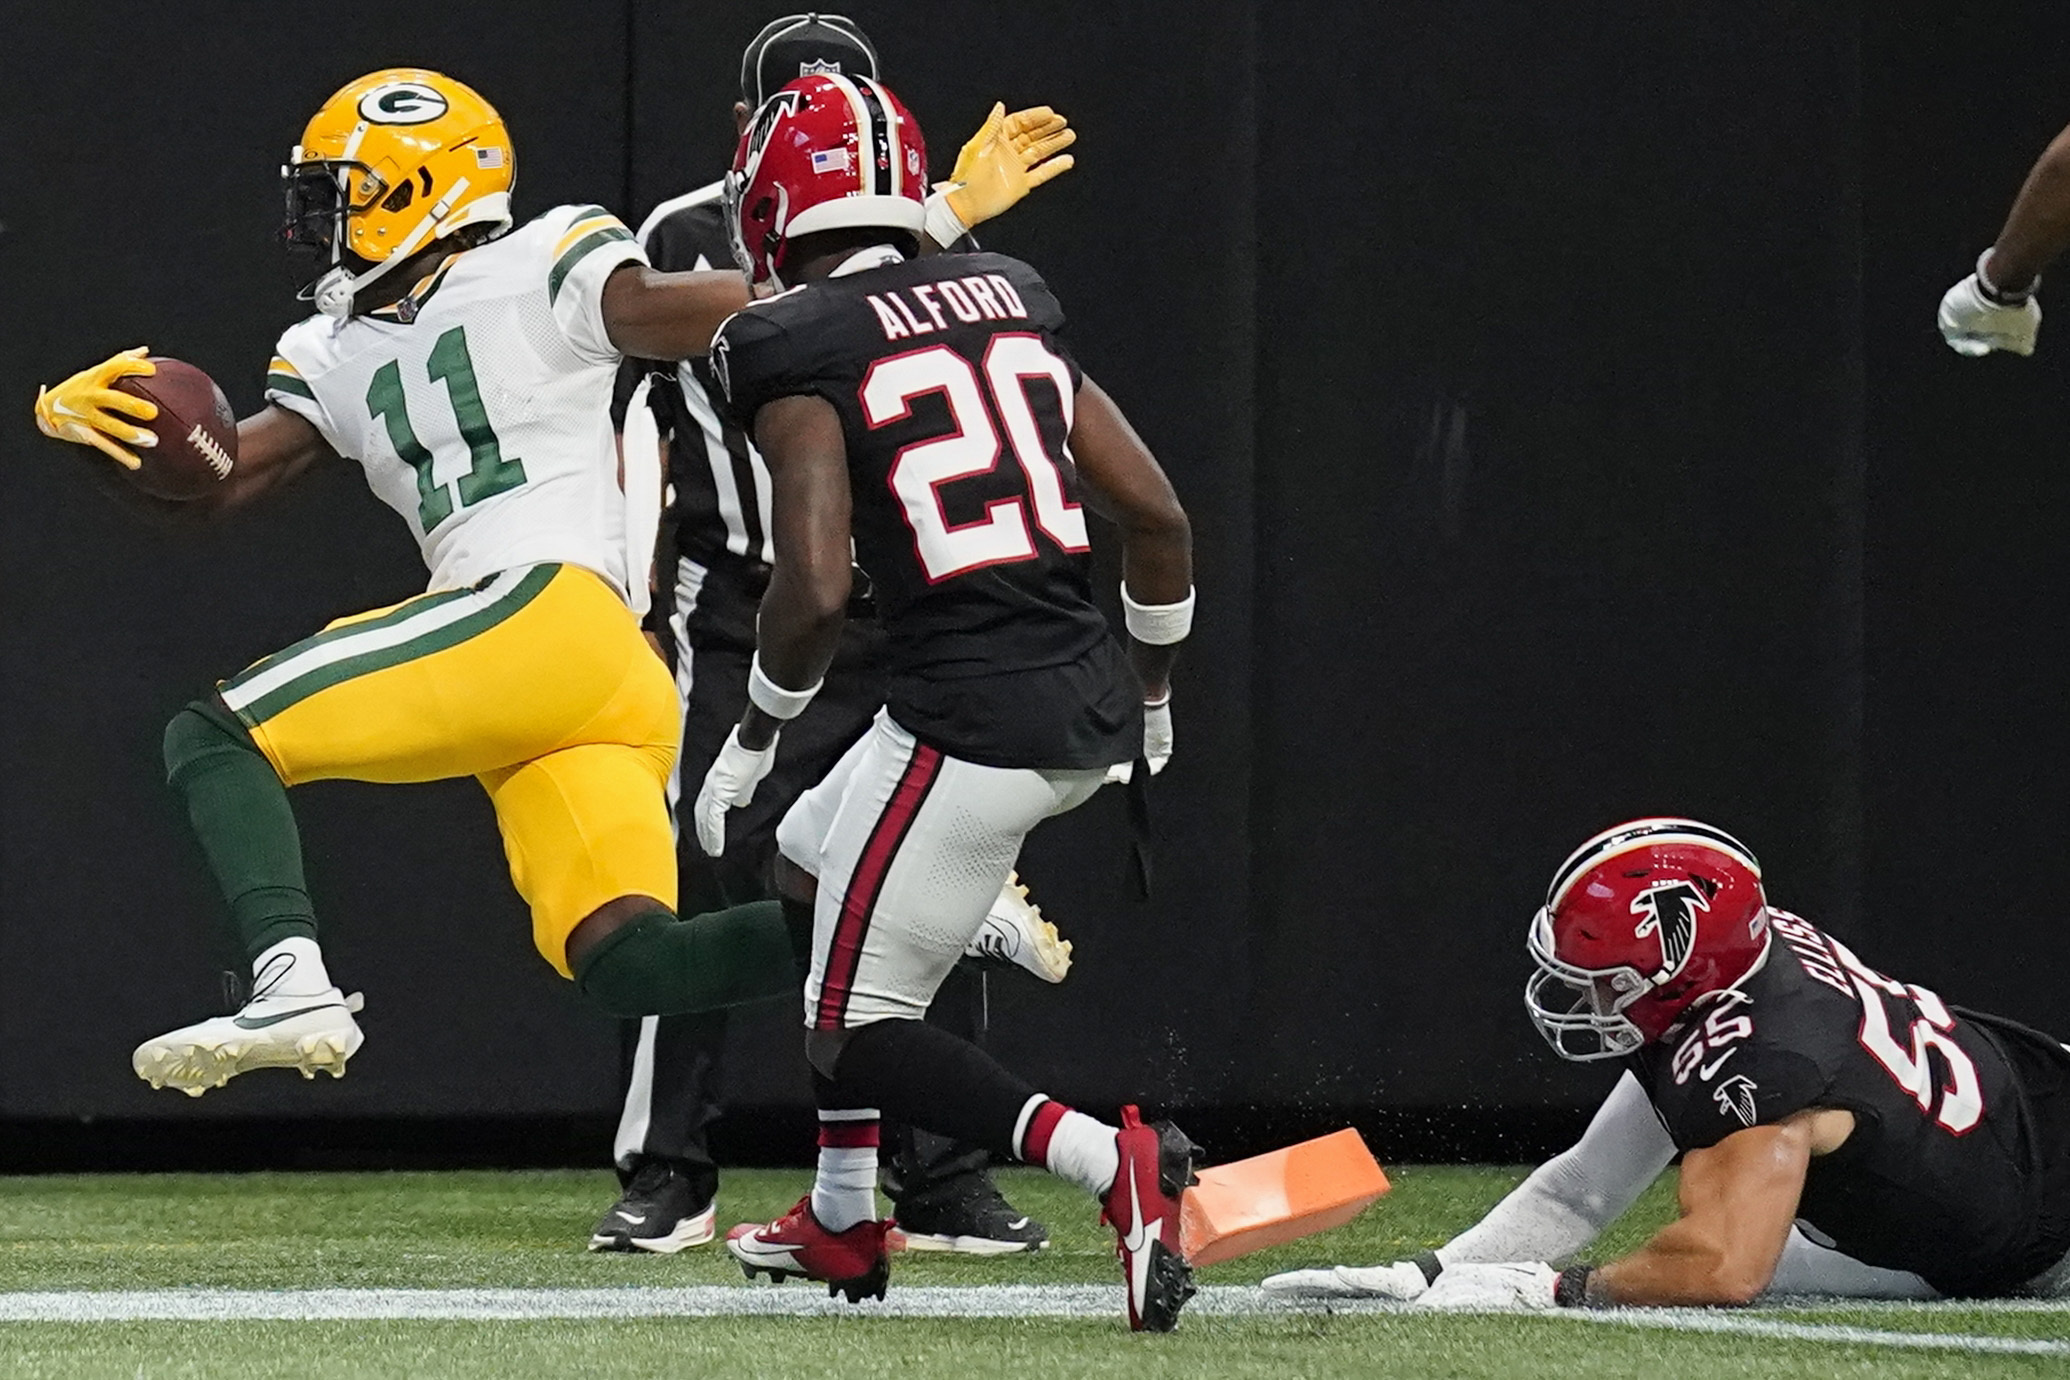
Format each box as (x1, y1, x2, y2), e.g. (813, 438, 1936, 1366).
(37, 349, 336, 522)
(599, 105, 1078, 362)
(600, 267, 753, 364)
(1263, 1070, 1675, 1301)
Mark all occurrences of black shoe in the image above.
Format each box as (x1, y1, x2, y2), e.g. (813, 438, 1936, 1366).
(587, 1159, 718, 1254)
(893, 1173, 1050, 1255)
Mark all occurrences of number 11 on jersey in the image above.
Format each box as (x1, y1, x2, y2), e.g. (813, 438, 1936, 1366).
(366, 325, 528, 532)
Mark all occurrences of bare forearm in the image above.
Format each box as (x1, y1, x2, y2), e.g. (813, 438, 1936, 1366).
(740, 575, 845, 750)
(602, 266, 753, 361)
(86, 404, 327, 523)
(1990, 125, 2070, 290)
(1590, 1219, 1773, 1307)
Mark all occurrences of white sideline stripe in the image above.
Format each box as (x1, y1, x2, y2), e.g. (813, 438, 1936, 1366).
(1, 1285, 2067, 1353)
(220, 568, 532, 710)
(1555, 1307, 2070, 1357)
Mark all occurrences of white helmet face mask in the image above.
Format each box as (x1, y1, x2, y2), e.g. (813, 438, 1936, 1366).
(1523, 906, 1653, 1061)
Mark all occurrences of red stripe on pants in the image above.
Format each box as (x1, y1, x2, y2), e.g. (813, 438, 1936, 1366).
(813, 741, 943, 1030)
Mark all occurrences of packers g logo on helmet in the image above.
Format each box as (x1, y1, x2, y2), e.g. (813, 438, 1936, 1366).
(356, 82, 451, 125)
(282, 68, 515, 318)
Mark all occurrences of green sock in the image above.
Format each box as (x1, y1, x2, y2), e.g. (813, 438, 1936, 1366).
(163, 700, 316, 962)
(573, 901, 798, 1016)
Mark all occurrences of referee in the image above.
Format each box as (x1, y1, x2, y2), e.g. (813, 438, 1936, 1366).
(592, 12, 1071, 1256)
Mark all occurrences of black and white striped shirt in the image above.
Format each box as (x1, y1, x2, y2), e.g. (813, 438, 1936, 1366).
(625, 181, 776, 574)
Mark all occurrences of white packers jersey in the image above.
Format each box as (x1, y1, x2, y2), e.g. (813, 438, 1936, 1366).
(264, 205, 647, 599)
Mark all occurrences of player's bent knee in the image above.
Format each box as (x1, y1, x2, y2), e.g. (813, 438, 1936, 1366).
(162, 697, 264, 786)
(571, 896, 796, 1016)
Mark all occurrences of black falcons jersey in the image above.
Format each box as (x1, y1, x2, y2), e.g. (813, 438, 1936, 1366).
(1632, 909, 2070, 1297)
(711, 250, 1141, 770)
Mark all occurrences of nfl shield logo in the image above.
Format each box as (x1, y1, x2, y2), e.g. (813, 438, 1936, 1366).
(800, 58, 843, 77)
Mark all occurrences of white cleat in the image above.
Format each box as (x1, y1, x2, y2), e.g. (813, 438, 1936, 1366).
(964, 872, 1072, 983)
(132, 988, 365, 1097)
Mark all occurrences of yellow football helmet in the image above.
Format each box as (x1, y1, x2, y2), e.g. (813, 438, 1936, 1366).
(282, 68, 515, 317)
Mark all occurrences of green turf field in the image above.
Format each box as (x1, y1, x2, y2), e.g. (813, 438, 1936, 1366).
(0, 1165, 2061, 1378)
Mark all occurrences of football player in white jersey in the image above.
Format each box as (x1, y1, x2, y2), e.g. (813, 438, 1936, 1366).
(29, 68, 1040, 1098)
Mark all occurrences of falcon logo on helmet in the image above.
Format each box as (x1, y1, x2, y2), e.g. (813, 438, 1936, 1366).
(1629, 878, 1710, 980)
(724, 73, 928, 288)
(1525, 817, 1771, 1062)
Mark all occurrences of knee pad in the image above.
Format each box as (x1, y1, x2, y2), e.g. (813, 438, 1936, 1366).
(572, 910, 677, 1017)
(163, 698, 261, 787)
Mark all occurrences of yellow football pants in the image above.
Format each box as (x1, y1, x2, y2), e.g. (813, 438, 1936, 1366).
(216, 563, 679, 975)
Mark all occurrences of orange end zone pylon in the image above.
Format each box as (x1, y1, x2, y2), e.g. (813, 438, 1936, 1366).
(1177, 1127, 1390, 1267)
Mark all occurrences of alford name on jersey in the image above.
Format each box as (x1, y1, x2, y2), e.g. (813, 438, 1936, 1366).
(864, 271, 1032, 341)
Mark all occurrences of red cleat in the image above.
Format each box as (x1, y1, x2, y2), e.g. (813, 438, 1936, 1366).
(1101, 1105, 1202, 1331)
(725, 1196, 893, 1303)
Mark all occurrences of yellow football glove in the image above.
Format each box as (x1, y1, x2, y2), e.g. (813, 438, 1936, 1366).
(34, 347, 158, 470)
(926, 102, 1078, 245)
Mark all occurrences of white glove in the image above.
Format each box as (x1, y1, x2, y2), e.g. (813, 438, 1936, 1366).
(1105, 696, 1174, 785)
(1261, 1260, 1430, 1301)
(1415, 1261, 1559, 1311)
(693, 727, 778, 858)
(1940, 270, 2041, 357)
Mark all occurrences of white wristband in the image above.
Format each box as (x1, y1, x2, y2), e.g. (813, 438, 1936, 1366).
(1122, 584, 1195, 646)
(923, 189, 970, 250)
(748, 654, 823, 721)
(1978, 248, 2037, 305)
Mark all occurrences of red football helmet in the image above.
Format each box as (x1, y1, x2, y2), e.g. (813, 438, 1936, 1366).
(725, 72, 928, 287)
(1525, 818, 1771, 1061)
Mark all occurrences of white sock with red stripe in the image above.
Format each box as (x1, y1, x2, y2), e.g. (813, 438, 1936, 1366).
(1012, 1095, 1120, 1197)
(811, 1109, 880, 1232)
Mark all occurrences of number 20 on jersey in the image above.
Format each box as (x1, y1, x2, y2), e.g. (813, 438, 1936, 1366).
(862, 335, 1088, 583)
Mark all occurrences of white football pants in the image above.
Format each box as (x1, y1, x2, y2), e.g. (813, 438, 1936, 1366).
(777, 709, 1105, 1029)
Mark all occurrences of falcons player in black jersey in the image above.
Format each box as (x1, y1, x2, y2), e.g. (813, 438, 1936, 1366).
(592, 11, 1079, 1260)
(1267, 818, 2070, 1307)
(695, 75, 1199, 1331)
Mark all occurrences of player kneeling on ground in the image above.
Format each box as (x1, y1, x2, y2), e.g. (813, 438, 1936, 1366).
(1267, 818, 2070, 1308)
(696, 76, 1200, 1331)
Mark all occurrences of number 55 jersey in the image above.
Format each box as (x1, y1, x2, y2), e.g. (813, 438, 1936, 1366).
(264, 204, 647, 601)
(709, 249, 1142, 771)
(1632, 909, 2070, 1297)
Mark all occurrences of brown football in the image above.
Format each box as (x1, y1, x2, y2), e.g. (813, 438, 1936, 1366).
(112, 357, 238, 500)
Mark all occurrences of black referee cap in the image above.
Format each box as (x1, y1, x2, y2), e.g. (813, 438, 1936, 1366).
(740, 13, 881, 106)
